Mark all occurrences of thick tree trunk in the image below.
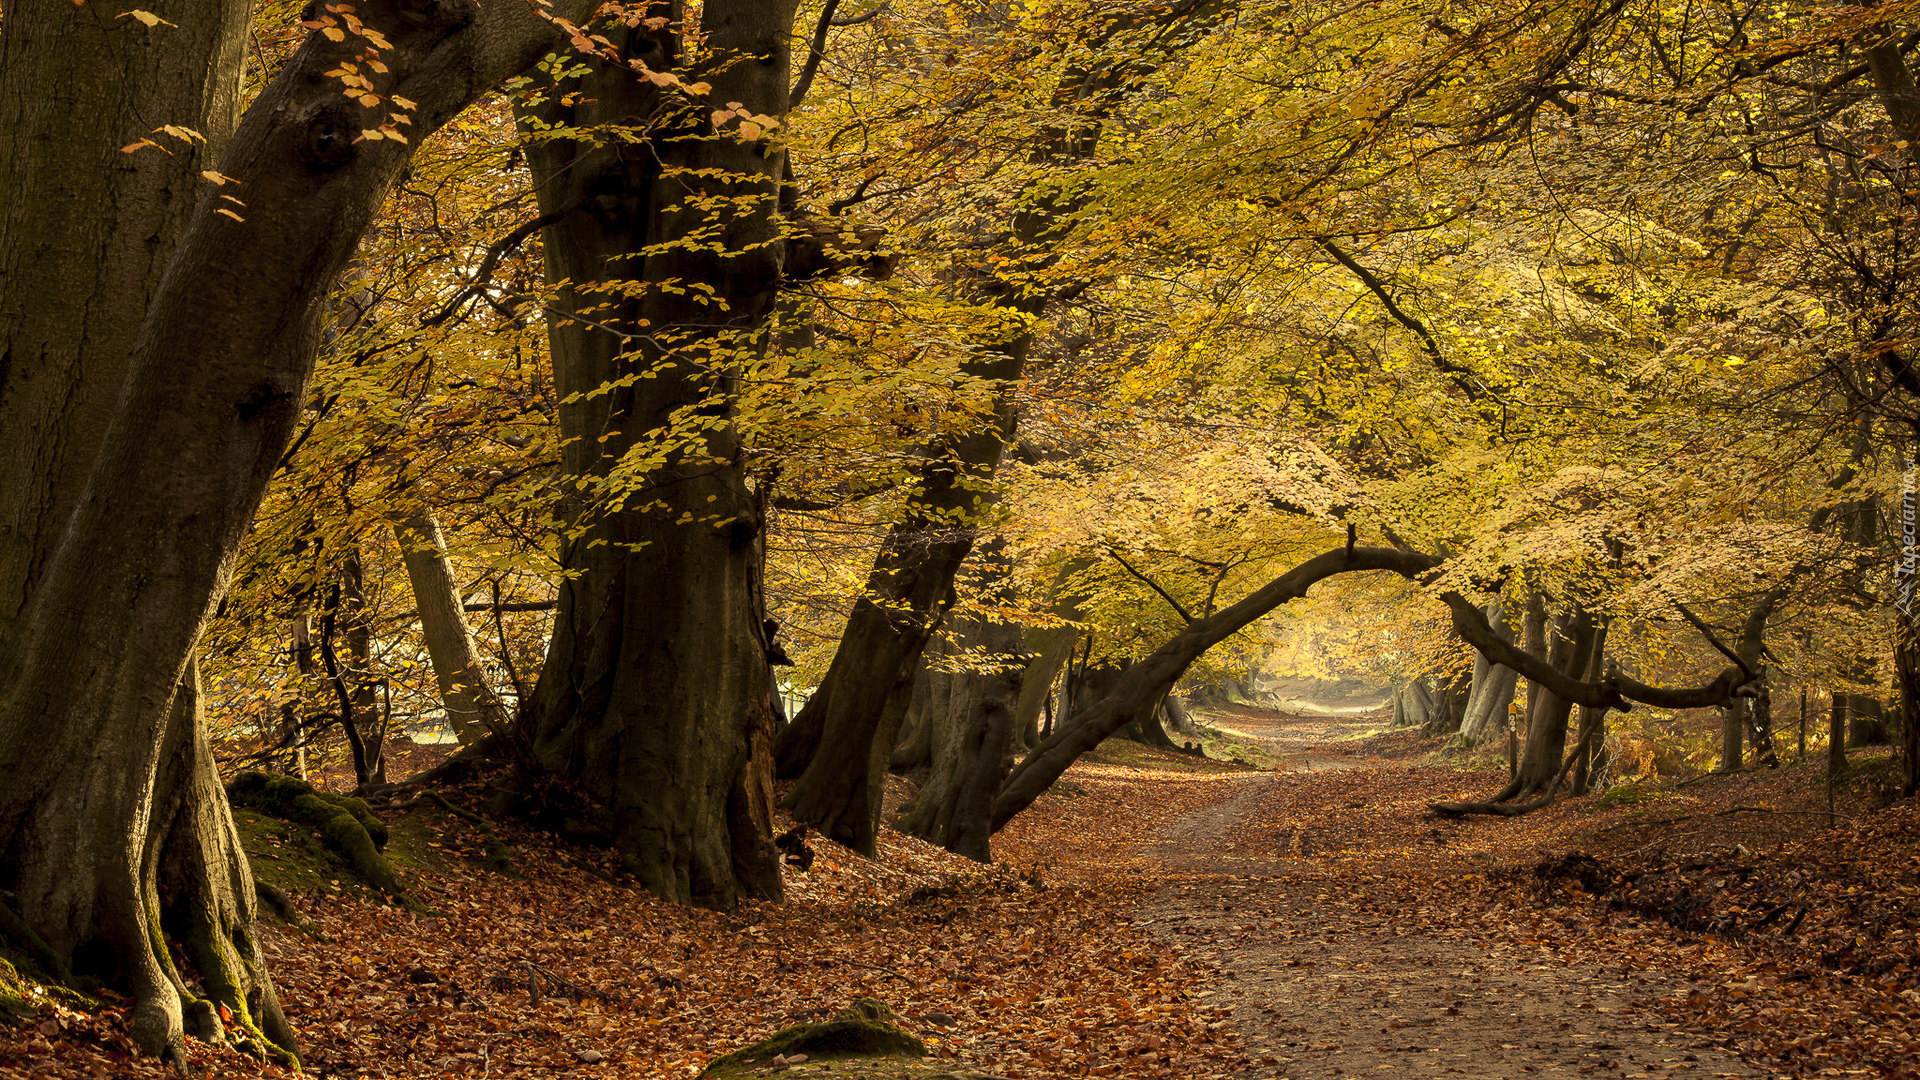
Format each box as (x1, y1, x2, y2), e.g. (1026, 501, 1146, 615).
(889, 638, 953, 775)
(1162, 693, 1200, 737)
(395, 511, 507, 745)
(1, 3, 596, 1059)
(1423, 668, 1471, 735)
(518, 1, 794, 908)
(896, 612, 1025, 861)
(1392, 680, 1433, 729)
(1458, 600, 1520, 743)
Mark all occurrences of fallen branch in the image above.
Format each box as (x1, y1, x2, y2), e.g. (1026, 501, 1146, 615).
(489, 961, 612, 1005)
(842, 958, 920, 988)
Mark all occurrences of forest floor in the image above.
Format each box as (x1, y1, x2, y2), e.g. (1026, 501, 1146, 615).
(4, 704, 1919, 1079)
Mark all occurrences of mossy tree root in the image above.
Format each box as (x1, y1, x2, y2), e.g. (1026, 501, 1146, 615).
(226, 770, 420, 909)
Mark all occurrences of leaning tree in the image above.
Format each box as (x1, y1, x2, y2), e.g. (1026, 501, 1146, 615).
(0, 0, 727, 1063)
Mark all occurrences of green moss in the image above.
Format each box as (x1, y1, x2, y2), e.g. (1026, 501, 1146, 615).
(1592, 781, 1664, 811)
(700, 998, 925, 1077)
(227, 771, 417, 909)
(0, 958, 34, 1022)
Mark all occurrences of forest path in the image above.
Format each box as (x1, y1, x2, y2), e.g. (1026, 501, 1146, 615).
(1138, 707, 1763, 1079)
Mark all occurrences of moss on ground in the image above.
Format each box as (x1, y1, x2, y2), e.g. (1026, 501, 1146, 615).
(228, 772, 418, 908)
(0, 958, 33, 1022)
(230, 775, 521, 916)
(700, 999, 928, 1078)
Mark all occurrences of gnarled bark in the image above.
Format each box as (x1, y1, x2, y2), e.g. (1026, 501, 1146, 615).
(517, 0, 794, 909)
(0, 2, 595, 1058)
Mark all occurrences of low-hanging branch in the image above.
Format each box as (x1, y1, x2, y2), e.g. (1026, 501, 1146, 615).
(990, 541, 1757, 832)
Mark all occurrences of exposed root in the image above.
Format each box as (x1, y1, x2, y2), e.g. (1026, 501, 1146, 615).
(0, 895, 69, 983)
(226, 770, 419, 910)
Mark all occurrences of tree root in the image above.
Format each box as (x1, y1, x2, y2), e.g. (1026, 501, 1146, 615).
(1429, 791, 1563, 818)
(226, 770, 420, 910)
(0, 895, 70, 983)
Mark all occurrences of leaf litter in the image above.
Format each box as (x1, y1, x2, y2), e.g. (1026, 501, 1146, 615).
(2, 707, 1916, 1078)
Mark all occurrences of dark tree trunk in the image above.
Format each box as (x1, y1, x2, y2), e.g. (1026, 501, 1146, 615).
(1503, 609, 1596, 801)
(890, 635, 953, 776)
(0, 2, 599, 1060)
(342, 549, 386, 788)
(895, 612, 1025, 861)
(518, 0, 795, 908)
(1746, 668, 1779, 769)
(1423, 668, 1472, 735)
(1162, 693, 1200, 737)
(1830, 690, 1851, 779)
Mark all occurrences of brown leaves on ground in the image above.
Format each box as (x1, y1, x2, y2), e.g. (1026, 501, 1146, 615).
(0, 762, 1253, 1080)
(3, 717, 1916, 1079)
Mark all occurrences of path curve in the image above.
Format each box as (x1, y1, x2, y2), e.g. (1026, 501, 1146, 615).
(1139, 708, 1762, 1079)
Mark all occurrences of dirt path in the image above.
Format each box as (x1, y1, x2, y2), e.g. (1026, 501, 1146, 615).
(1140, 708, 1763, 1079)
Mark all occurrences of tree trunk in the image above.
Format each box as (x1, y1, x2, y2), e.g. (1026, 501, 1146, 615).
(1510, 609, 1596, 800)
(1393, 680, 1433, 729)
(895, 611, 1025, 861)
(0, 2, 600, 1060)
(1423, 668, 1471, 735)
(1162, 693, 1200, 737)
(889, 637, 952, 775)
(1569, 702, 1608, 795)
(1720, 699, 1745, 773)
(395, 510, 508, 745)
(1745, 667, 1779, 768)
(341, 549, 386, 788)
(1830, 689, 1851, 779)
(517, 1, 795, 909)
(1458, 600, 1520, 743)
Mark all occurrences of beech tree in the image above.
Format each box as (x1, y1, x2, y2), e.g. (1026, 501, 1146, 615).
(512, 0, 798, 909)
(0, 0, 658, 1062)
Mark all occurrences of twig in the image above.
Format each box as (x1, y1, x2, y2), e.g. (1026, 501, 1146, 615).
(842, 958, 920, 988)
(422, 210, 568, 328)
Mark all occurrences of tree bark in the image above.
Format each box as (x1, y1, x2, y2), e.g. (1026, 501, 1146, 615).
(517, 0, 795, 908)
(1513, 610, 1597, 798)
(1720, 698, 1745, 773)
(1458, 599, 1520, 743)
(395, 510, 508, 745)
(895, 611, 1025, 861)
(0, 2, 596, 1059)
